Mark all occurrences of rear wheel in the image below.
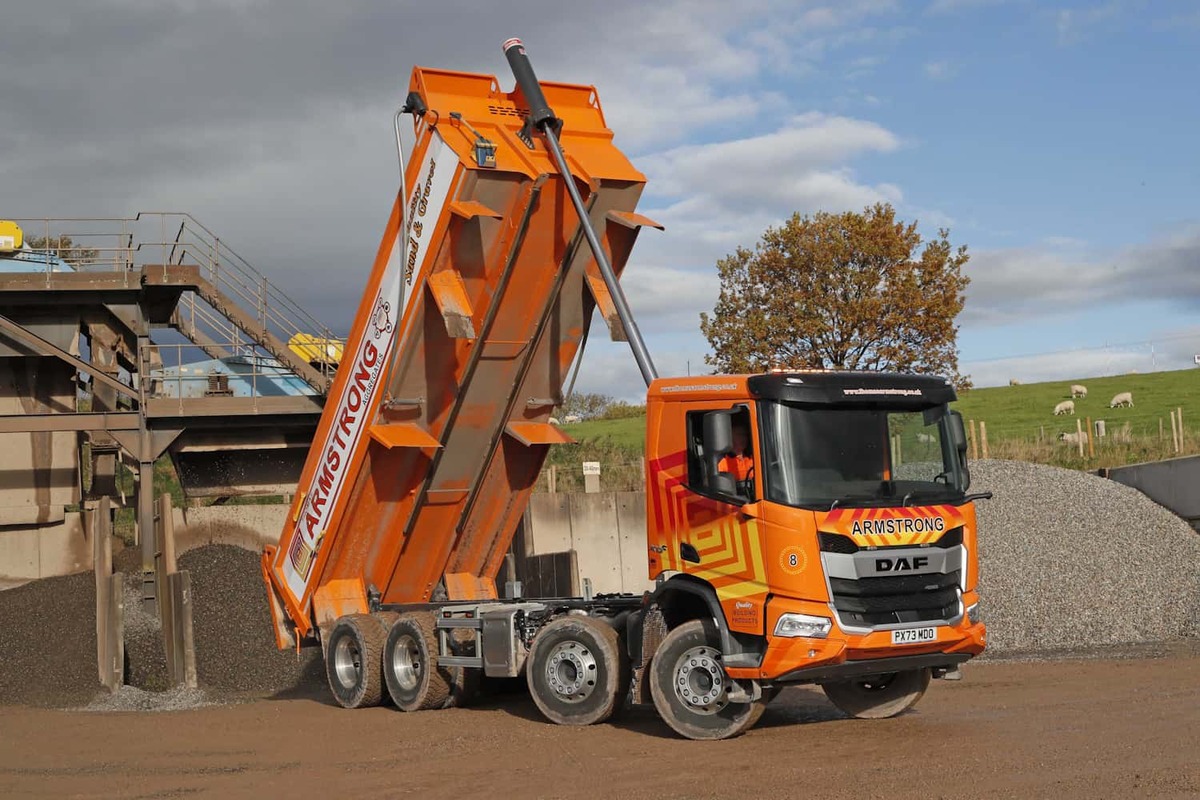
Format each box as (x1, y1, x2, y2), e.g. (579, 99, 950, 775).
(527, 615, 627, 726)
(649, 620, 765, 740)
(383, 613, 451, 712)
(821, 668, 931, 719)
(325, 614, 386, 709)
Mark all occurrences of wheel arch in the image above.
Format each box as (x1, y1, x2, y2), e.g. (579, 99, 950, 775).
(649, 575, 763, 667)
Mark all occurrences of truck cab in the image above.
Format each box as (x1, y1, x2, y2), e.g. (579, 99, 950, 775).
(642, 370, 986, 732)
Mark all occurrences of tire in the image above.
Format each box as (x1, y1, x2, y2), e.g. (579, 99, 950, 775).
(324, 614, 387, 709)
(822, 668, 931, 719)
(383, 612, 452, 712)
(649, 619, 766, 740)
(527, 615, 628, 726)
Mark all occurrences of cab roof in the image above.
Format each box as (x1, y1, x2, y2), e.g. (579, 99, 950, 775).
(649, 371, 956, 408)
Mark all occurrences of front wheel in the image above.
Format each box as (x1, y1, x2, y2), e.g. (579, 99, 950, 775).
(821, 668, 931, 719)
(649, 619, 765, 740)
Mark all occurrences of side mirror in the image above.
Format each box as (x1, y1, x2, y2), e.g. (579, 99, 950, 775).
(949, 410, 968, 456)
(702, 411, 739, 498)
(948, 410, 971, 490)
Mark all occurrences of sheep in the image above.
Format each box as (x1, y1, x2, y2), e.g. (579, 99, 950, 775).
(1109, 391, 1134, 408)
(1053, 400, 1075, 416)
(1008, 379, 1021, 386)
(564, 414, 581, 423)
(1070, 384, 1087, 398)
(1057, 431, 1085, 445)
(548, 417, 561, 425)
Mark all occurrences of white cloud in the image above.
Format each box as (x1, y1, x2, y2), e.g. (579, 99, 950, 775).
(926, 0, 1013, 14)
(962, 225, 1200, 327)
(923, 60, 957, 80)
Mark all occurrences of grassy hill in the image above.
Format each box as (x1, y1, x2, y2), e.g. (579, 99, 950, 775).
(560, 367, 1200, 472)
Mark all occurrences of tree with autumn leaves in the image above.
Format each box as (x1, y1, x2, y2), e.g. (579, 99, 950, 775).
(700, 203, 971, 389)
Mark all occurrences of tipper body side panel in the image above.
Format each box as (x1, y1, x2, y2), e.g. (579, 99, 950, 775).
(265, 67, 652, 639)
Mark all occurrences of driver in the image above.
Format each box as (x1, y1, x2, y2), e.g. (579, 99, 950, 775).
(719, 418, 754, 493)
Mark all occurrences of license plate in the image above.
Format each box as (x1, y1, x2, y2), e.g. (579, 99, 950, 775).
(891, 627, 937, 645)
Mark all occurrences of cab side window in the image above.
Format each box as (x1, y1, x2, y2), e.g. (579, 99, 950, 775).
(684, 406, 755, 500)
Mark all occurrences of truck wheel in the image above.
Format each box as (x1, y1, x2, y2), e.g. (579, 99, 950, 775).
(325, 614, 386, 709)
(527, 616, 627, 726)
(649, 619, 765, 740)
(383, 613, 451, 712)
(821, 668, 931, 719)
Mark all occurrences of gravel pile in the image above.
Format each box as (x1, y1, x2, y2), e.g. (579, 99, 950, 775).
(179, 544, 323, 694)
(972, 460, 1200, 653)
(0, 542, 321, 707)
(0, 571, 100, 707)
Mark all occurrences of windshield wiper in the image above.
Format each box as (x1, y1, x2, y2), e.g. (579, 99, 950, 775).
(828, 494, 883, 511)
(901, 489, 955, 507)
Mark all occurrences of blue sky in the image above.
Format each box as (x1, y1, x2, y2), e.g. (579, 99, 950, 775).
(3, 0, 1199, 395)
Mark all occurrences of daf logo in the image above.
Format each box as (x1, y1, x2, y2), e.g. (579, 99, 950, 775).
(875, 556, 930, 572)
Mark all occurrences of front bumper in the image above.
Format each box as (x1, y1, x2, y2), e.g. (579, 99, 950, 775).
(724, 595, 987, 682)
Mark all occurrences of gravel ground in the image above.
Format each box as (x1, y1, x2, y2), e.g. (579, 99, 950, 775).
(972, 459, 1200, 652)
(76, 685, 215, 713)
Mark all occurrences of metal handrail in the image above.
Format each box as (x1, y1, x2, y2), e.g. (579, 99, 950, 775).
(5, 214, 344, 384)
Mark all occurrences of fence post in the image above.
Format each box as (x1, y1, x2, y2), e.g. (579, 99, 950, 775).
(1076, 418, 1084, 458)
(1160, 417, 1165, 441)
(1179, 406, 1185, 448)
(979, 422, 989, 460)
(1171, 409, 1180, 454)
(968, 419, 978, 460)
(1085, 416, 1094, 458)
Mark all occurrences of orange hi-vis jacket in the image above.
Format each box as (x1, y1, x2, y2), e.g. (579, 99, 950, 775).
(718, 453, 753, 481)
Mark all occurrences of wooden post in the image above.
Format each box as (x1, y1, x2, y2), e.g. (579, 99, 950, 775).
(159, 493, 177, 574)
(1160, 417, 1165, 441)
(968, 419, 978, 460)
(155, 496, 177, 682)
(1171, 409, 1180, 454)
(93, 496, 121, 692)
(1076, 418, 1084, 457)
(168, 571, 198, 689)
(108, 572, 125, 691)
(1085, 416, 1095, 458)
(1040, 425, 1045, 444)
(547, 464, 557, 494)
(979, 422, 989, 460)
(1179, 406, 1185, 448)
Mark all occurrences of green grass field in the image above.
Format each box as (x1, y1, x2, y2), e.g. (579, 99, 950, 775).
(559, 367, 1200, 473)
(953, 368, 1199, 443)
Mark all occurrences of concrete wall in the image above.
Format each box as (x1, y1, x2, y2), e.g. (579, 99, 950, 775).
(0, 358, 80, 525)
(0, 512, 89, 588)
(1107, 455, 1200, 530)
(172, 503, 290, 554)
(524, 492, 654, 595)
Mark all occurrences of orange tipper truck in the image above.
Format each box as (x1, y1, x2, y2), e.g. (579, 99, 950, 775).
(261, 39, 989, 740)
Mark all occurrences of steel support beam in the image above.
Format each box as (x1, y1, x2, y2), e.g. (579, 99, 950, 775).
(0, 411, 140, 433)
(0, 311, 139, 400)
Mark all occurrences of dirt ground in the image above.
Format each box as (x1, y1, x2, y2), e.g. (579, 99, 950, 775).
(2, 644, 1198, 800)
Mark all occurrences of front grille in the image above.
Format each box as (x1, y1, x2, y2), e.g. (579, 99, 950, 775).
(819, 532, 858, 554)
(933, 526, 964, 548)
(830, 570, 961, 627)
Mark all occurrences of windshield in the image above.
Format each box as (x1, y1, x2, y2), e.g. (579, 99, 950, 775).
(760, 401, 965, 509)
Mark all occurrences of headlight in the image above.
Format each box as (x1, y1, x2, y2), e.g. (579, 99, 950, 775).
(967, 602, 980, 623)
(773, 613, 832, 639)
